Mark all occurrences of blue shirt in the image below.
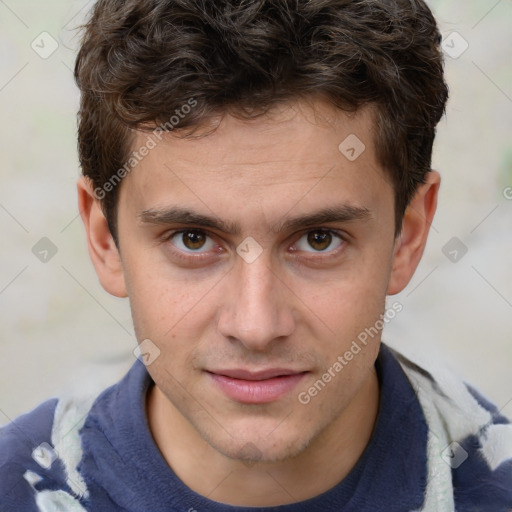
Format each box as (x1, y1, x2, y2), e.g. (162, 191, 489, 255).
(1, 343, 511, 511)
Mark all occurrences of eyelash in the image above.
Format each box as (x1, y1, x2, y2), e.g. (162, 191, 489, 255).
(161, 228, 347, 262)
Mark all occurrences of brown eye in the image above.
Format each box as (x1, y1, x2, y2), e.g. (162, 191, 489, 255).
(182, 231, 206, 250)
(295, 230, 343, 253)
(307, 231, 332, 251)
(170, 230, 215, 253)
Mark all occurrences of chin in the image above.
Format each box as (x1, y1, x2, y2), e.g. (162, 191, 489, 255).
(202, 423, 313, 465)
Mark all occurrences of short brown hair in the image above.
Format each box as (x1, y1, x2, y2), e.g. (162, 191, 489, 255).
(75, 0, 448, 243)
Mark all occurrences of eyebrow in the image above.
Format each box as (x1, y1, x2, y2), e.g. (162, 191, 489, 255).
(138, 204, 372, 235)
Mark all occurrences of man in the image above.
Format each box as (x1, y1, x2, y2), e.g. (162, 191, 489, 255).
(1, 0, 511, 510)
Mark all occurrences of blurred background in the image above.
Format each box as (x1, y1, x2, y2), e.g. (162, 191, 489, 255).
(1, 0, 511, 424)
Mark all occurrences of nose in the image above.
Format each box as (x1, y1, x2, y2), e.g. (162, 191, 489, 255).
(217, 254, 296, 351)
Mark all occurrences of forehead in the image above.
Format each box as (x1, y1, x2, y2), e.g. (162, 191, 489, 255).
(118, 99, 393, 228)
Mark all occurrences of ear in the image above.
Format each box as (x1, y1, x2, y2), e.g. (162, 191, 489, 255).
(77, 177, 127, 298)
(387, 171, 440, 295)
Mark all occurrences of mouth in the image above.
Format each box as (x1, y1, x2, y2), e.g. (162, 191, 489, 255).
(205, 368, 309, 404)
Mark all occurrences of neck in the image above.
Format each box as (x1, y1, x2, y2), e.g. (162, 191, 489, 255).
(147, 368, 379, 506)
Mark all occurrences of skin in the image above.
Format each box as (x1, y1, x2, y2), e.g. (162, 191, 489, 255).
(78, 97, 439, 506)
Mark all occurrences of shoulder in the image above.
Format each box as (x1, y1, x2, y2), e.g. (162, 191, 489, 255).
(0, 389, 104, 511)
(451, 384, 512, 511)
(0, 398, 59, 472)
(0, 398, 60, 510)
(389, 346, 512, 511)
(0, 362, 141, 512)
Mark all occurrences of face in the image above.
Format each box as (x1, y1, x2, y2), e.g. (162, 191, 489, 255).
(114, 99, 398, 463)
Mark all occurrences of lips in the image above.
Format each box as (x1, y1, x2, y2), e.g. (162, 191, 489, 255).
(206, 368, 308, 404)
(212, 368, 304, 381)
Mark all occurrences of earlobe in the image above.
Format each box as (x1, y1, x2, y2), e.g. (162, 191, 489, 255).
(77, 177, 128, 298)
(387, 171, 440, 295)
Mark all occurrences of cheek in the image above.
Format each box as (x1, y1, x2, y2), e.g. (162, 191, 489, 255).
(123, 224, 393, 350)
(122, 245, 218, 338)
(301, 256, 390, 332)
